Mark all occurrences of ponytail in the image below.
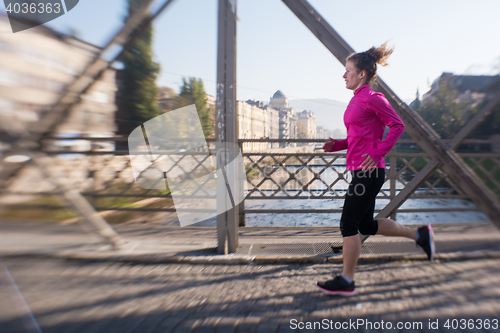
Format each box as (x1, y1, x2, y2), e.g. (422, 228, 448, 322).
(347, 42, 394, 83)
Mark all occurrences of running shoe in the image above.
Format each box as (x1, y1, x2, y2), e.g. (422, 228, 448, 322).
(416, 224, 435, 261)
(316, 275, 355, 296)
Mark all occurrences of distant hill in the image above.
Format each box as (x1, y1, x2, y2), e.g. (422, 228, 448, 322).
(289, 98, 347, 132)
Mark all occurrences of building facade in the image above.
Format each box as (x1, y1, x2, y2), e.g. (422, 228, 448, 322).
(298, 110, 317, 140)
(423, 72, 499, 108)
(266, 104, 280, 148)
(237, 100, 280, 151)
(270, 90, 297, 148)
(0, 13, 117, 151)
(316, 126, 335, 140)
(236, 90, 343, 149)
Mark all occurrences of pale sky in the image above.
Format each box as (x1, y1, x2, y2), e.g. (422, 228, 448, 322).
(2, 0, 500, 104)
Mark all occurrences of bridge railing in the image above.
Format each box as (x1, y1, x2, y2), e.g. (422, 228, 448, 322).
(239, 138, 499, 224)
(1, 137, 498, 226)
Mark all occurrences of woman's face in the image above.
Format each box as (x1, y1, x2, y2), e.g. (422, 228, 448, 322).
(343, 60, 366, 91)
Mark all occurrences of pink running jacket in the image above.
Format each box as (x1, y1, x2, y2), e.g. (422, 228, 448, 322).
(326, 84, 405, 170)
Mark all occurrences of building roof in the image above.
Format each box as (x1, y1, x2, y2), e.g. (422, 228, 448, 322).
(438, 73, 500, 93)
(245, 99, 267, 108)
(452, 75, 499, 93)
(272, 90, 286, 99)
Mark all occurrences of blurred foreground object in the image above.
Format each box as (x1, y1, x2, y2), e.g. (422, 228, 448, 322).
(0, 0, 175, 249)
(0, 13, 117, 152)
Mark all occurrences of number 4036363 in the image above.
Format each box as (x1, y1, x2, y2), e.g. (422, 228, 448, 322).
(444, 319, 499, 330)
(5, 2, 61, 14)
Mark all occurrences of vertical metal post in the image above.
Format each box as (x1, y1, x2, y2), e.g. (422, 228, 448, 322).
(238, 141, 246, 227)
(389, 155, 397, 221)
(216, 0, 238, 253)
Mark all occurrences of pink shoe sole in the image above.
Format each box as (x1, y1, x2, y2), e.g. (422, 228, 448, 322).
(316, 284, 356, 296)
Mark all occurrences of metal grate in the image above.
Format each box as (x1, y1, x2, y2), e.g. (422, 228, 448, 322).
(244, 239, 500, 257)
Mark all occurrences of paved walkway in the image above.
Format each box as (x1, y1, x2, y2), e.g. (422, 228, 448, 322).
(1, 220, 500, 332)
(1, 221, 500, 263)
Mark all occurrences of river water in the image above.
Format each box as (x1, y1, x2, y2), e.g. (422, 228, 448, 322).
(242, 158, 490, 227)
(244, 196, 488, 227)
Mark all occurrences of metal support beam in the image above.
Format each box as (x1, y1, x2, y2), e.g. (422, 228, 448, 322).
(376, 92, 500, 219)
(282, 0, 500, 228)
(31, 153, 124, 249)
(216, 0, 239, 253)
(447, 93, 500, 149)
(0, 0, 176, 247)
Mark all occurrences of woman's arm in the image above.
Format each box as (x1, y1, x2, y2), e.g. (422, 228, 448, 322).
(323, 138, 348, 152)
(365, 93, 405, 161)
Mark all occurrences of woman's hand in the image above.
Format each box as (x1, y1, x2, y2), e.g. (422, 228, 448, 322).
(360, 154, 377, 172)
(322, 138, 335, 152)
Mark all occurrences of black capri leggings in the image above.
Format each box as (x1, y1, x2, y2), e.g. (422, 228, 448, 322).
(340, 168, 385, 237)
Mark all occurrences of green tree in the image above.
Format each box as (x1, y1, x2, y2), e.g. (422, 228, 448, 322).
(470, 77, 500, 139)
(175, 77, 213, 138)
(297, 121, 308, 139)
(418, 81, 473, 139)
(118, 0, 161, 135)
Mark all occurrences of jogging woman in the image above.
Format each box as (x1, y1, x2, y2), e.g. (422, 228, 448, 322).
(317, 43, 435, 296)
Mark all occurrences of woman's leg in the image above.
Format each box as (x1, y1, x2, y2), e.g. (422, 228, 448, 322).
(340, 169, 383, 281)
(342, 234, 362, 280)
(318, 169, 385, 294)
(376, 218, 417, 239)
